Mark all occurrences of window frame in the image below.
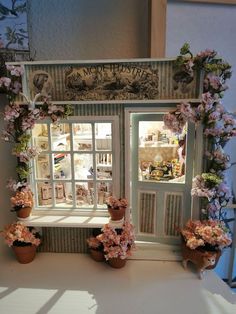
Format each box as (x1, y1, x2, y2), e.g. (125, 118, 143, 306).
(30, 115, 120, 217)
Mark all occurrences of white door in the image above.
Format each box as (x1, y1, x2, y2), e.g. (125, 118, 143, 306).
(131, 112, 195, 245)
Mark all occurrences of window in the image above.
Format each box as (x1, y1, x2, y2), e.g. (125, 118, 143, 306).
(31, 116, 119, 215)
(138, 121, 186, 183)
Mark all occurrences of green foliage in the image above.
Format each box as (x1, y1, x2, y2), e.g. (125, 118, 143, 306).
(16, 164, 30, 181)
(13, 133, 31, 153)
(180, 43, 191, 56)
(202, 173, 222, 187)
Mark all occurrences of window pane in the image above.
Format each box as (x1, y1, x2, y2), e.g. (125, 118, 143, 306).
(32, 124, 49, 151)
(95, 123, 112, 150)
(37, 182, 52, 207)
(97, 182, 113, 208)
(54, 182, 73, 207)
(72, 123, 92, 151)
(138, 121, 186, 183)
(96, 153, 112, 179)
(74, 153, 93, 180)
(51, 123, 70, 151)
(76, 182, 94, 208)
(35, 154, 51, 179)
(53, 153, 71, 179)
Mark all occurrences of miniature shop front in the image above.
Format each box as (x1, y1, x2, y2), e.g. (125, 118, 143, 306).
(17, 59, 201, 253)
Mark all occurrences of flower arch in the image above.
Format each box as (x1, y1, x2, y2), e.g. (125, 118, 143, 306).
(163, 43, 236, 220)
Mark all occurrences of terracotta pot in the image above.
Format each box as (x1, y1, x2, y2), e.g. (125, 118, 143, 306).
(12, 245, 37, 264)
(16, 206, 32, 219)
(108, 206, 126, 221)
(108, 257, 126, 268)
(90, 249, 105, 262)
(181, 241, 221, 270)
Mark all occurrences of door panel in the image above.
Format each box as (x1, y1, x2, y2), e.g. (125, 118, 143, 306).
(131, 112, 195, 244)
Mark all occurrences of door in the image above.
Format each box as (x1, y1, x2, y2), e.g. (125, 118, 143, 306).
(131, 112, 195, 245)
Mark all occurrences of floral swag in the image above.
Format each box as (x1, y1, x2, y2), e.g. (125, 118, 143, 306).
(163, 43, 236, 220)
(0, 62, 72, 212)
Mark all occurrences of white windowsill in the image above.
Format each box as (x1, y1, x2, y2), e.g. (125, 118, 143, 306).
(20, 214, 110, 228)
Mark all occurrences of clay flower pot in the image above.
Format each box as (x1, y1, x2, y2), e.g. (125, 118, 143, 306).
(90, 249, 105, 262)
(108, 206, 126, 221)
(108, 257, 127, 268)
(12, 245, 37, 264)
(181, 241, 221, 271)
(16, 206, 32, 219)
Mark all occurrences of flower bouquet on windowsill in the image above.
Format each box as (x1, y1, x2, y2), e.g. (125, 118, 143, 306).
(1, 222, 41, 263)
(180, 219, 232, 278)
(105, 196, 128, 221)
(86, 236, 105, 262)
(97, 222, 135, 268)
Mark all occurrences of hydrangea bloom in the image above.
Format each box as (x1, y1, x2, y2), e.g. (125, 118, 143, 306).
(1, 222, 41, 247)
(181, 219, 231, 250)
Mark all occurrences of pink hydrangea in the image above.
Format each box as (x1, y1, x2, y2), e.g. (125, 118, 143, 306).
(1, 222, 41, 247)
(181, 219, 231, 250)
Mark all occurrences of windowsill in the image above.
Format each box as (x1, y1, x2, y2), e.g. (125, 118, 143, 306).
(20, 214, 110, 228)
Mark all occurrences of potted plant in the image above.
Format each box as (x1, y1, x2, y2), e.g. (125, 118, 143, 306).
(180, 219, 231, 278)
(10, 188, 34, 219)
(86, 236, 104, 262)
(97, 222, 135, 268)
(1, 221, 41, 263)
(106, 196, 128, 221)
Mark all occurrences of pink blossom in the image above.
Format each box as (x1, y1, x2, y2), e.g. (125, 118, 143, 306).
(1, 222, 40, 247)
(196, 49, 216, 59)
(6, 65, 24, 77)
(12, 81, 22, 94)
(181, 219, 231, 250)
(4, 104, 21, 121)
(0, 77, 11, 88)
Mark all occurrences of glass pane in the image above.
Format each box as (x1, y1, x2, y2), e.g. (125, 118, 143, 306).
(53, 153, 71, 179)
(35, 154, 51, 179)
(54, 182, 73, 207)
(72, 123, 92, 151)
(95, 123, 112, 150)
(96, 153, 112, 179)
(97, 182, 113, 208)
(37, 182, 52, 207)
(32, 124, 49, 151)
(76, 182, 94, 208)
(51, 123, 70, 151)
(138, 121, 186, 183)
(74, 154, 93, 180)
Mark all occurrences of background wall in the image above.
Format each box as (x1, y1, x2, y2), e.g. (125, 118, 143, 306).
(27, 0, 149, 60)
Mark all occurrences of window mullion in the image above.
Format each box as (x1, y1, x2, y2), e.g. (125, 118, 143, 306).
(92, 123, 97, 208)
(48, 124, 56, 208)
(69, 123, 76, 208)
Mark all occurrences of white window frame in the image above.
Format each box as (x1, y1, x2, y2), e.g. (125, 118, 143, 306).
(30, 115, 120, 218)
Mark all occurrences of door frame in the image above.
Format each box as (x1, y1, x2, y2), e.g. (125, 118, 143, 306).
(124, 104, 203, 225)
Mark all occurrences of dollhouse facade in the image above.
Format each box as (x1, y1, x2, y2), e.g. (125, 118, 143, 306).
(19, 58, 202, 251)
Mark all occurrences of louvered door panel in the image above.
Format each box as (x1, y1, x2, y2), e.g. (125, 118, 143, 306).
(138, 191, 156, 235)
(164, 193, 183, 237)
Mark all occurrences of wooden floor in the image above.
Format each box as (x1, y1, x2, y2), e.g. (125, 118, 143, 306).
(0, 252, 235, 314)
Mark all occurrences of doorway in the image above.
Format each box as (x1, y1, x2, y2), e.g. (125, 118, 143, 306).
(129, 110, 195, 245)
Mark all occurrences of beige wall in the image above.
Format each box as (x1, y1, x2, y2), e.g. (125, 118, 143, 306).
(0, 95, 17, 256)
